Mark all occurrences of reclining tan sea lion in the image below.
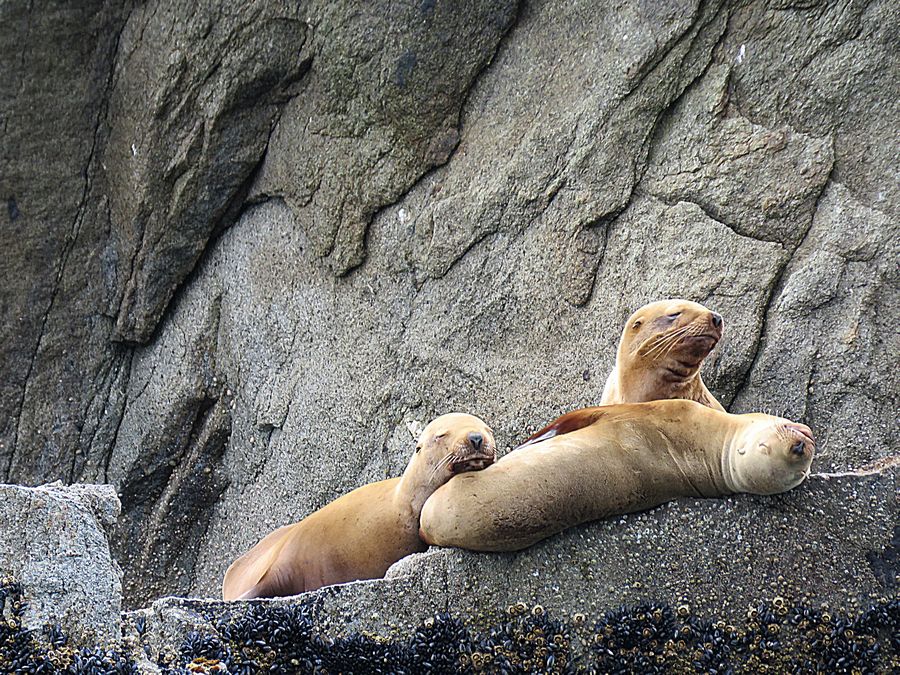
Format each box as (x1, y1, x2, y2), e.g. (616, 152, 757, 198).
(420, 400, 814, 552)
(223, 413, 496, 599)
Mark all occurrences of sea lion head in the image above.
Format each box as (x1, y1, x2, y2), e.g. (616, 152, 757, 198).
(622, 299, 723, 375)
(727, 415, 815, 495)
(415, 413, 497, 486)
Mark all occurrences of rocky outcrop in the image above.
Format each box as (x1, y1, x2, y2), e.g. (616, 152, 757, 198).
(2, 0, 896, 608)
(125, 468, 897, 671)
(105, 1, 312, 343)
(148, 468, 900, 632)
(0, 483, 122, 644)
(1, 471, 895, 671)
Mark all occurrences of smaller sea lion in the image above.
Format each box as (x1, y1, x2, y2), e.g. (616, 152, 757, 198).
(600, 299, 725, 410)
(420, 400, 814, 552)
(222, 413, 496, 600)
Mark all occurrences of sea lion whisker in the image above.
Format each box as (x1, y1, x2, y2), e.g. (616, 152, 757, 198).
(686, 321, 706, 337)
(433, 441, 472, 477)
(643, 327, 690, 358)
(650, 325, 690, 347)
(646, 327, 690, 358)
(641, 332, 676, 357)
(428, 451, 456, 480)
(430, 454, 454, 479)
(661, 330, 692, 359)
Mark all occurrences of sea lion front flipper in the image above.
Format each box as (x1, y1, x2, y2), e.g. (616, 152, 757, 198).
(515, 407, 608, 450)
(222, 523, 296, 600)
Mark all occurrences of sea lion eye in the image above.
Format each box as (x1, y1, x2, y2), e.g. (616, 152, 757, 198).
(435, 433, 447, 440)
(667, 312, 681, 321)
(632, 320, 643, 330)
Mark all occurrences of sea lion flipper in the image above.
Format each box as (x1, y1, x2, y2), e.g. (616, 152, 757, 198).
(222, 523, 296, 600)
(236, 565, 304, 600)
(515, 407, 608, 449)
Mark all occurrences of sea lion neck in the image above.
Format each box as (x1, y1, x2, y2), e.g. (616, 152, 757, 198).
(394, 452, 443, 517)
(640, 401, 735, 496)
(618, 360, 705, 404)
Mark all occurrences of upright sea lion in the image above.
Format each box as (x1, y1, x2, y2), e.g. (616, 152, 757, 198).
(600, 299, 725, 410)
(420, 400, 814, 552)
(223, 413, 496, 600)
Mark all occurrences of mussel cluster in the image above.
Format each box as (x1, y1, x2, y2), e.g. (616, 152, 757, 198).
(161, 595, 898, 674)
(3, 574, 898, 674)
(463, 603, 574, 674)
(589, 596, 899, 674)
(165, 601, 575, 674)
(160, 601, 475, 675)
(0, 578, 137, 675)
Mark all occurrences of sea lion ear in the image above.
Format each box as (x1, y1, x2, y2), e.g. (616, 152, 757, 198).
(405, 419, 425, 440)
(515, 407, 607, 450)
(415, 445, 421, 454)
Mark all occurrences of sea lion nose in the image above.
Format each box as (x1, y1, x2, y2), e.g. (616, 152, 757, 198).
(468, 432, 484, 451)
(710, 312, 723, 328)
(790, 441, 805, 456)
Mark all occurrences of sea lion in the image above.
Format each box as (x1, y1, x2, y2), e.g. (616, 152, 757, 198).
(600, 299, 725, 410)
(222, 413, 496, 600)
(419, 400, 814, 552)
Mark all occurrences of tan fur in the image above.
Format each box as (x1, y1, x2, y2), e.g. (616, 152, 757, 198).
(601, 299, 725, 410)
(223, 413, 495, 600)
(420, 400, 814, 552)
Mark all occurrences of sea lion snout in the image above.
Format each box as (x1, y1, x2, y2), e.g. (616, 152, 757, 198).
(702, 311, 724, 341)
(689, 310, 723, 344)
(784, 422, 814, 444)
(783, 423, 815, 459)
(450, 433, 497, 474)
(468, 431, 484, 451)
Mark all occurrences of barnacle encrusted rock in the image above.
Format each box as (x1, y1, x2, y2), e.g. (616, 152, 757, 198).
(385, 470, 898, 623)
(130, 594, 899, 673)
(0, 482, 122, 644)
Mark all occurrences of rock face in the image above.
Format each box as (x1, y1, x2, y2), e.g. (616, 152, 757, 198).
(1, 0, 897, 609)
(0, 483, 122, 644)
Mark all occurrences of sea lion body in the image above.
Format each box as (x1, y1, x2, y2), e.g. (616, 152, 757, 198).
(223, 478, 411, 599)
(420, 400, 814, 552)
(223, 413, 495, 600)
(600, 299, 724, 410)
